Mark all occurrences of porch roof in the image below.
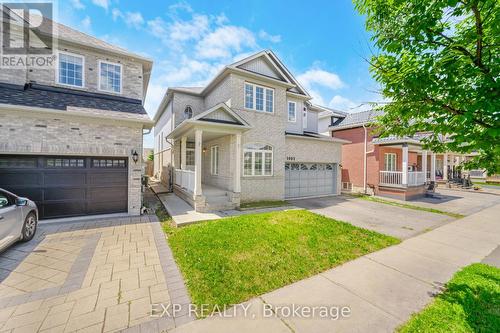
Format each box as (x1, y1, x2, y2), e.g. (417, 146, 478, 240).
(167, 102, 252, 140)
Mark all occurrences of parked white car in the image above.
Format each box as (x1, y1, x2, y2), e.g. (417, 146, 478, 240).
(0, 189, 38, 252)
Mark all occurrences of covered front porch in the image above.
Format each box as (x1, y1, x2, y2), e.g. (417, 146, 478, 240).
(167, 103, 251, 212)
(374, 138, 436, 200)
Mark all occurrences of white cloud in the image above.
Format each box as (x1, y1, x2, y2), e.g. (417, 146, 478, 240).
(297, 69, 344, 91)
(125, 12, 144, 29)
(214, 13, 228, 26)
(147, 17, 168, 39)
(81, 16, 91, 30)
(71, 0, 85, 10)
(258, 30, 281, 43)
(92, 0, 109, 10)
(169, 14, 210, 42)
(196, 26, 257, 59)
(328, 95, 358, 111)
(112, 8, 122, 21)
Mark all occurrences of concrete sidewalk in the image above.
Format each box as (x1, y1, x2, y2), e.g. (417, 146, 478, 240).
(171, 203, 500, 333)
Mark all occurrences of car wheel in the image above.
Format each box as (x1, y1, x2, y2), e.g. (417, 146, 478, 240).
(21, 212, 37, 242)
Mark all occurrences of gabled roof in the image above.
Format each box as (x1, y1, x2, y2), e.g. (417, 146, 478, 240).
(154, 49, 315, 122)
(193, 103, 250, 126)
(330, 109, 385, 130)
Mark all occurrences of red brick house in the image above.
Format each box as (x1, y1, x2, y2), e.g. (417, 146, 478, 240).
(326, 110, 469, 200)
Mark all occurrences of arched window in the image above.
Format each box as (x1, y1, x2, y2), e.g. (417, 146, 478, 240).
(243, 143, 273, 176)
(184, 106, 193, 119)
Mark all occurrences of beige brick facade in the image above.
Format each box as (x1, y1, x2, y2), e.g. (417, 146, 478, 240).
(154, 51, 344, 207)
(0, 110, 145, 215)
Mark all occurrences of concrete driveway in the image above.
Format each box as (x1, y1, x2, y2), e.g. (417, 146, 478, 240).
(290, 195, 455, 239)
(395, 187, 500, 216)
(0, 216, 194, 333)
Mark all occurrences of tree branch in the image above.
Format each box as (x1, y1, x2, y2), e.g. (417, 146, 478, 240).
(470, 1, 484, 70)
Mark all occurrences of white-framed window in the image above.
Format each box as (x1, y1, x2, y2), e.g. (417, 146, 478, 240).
(243, 143, 273, 176)
(186, 149, 195, 166)
(244, 83, 274, 113)
(210, 146, 219, 175)
(384, 153, 397, 171)
(58, 52, 84, 87)
(99, 60, 122, 93)
(288, 101, 296, 122)
(302, 108, 308, 128)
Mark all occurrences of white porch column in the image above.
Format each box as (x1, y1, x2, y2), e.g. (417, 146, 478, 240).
(422, 150, 428, 182)
(402, 144, 408, 186)
(233, 133, 242, 193)
(180, 136, 187, 170)
(443, 153, 448, 180)
(430, 152, 436, 182)
(194, 129, 203, 196)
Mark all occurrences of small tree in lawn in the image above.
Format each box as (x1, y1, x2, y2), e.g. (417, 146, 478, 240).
(353, 0, 499, 174)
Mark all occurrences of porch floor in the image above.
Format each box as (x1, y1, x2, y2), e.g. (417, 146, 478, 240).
(157, 193, 224, 227)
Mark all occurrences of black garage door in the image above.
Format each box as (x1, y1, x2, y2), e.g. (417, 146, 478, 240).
(0, 155, 128, 219)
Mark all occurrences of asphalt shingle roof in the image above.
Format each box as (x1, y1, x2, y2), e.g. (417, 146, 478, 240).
(330, 109, 385, 130)
(0, 83, 148, 116)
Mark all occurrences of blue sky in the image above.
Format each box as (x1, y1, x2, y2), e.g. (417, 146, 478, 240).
(60, 0, 381, 147)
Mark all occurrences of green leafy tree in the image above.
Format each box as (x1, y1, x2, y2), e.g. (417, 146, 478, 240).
(354, 0, 500, 174)
(148, 150, 154, 161)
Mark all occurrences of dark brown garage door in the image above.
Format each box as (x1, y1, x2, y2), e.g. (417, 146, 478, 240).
(0, 155, 128, 219)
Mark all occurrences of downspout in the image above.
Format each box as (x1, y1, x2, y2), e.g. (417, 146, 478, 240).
(363, 124, 368, 194)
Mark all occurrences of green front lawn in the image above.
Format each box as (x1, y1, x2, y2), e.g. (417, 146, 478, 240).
(474, 181, 500, 187)
(162, 210, 399, 315)
(399, 263, 500, 333)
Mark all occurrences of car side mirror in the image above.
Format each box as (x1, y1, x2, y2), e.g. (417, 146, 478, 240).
(15, 198, 28, 206)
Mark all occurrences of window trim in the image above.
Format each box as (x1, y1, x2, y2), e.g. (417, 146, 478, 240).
(288, 101, 296, 122)
(98, 60, 123, 94)
(384, 153, 397, 171)
(243, 143, 274, 177)
(210, 146, 219, 175)
(56, 51, 85, 88)
(244, 82, 275, 114)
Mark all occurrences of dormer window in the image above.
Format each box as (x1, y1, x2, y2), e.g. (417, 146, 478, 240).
(99, 61, 122, 93)
(184, 106, 193, 119)
(58, 52, 84, 87)
(244, 83, 274, 113)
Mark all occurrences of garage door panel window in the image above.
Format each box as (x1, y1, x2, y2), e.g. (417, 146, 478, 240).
(46, 158, 84, 168)
(92, 159, 127, 168)
(243, 143, 273, 176)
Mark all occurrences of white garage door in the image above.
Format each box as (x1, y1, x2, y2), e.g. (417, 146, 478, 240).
(285, 163, 337, 198)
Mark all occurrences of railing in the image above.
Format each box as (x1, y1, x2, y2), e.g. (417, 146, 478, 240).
(408, 171, 426, 186)
(379, 171, 426, 187)
(175, 169, 195, 193)
(380, 171, 402, 186)
(468, 170, 486, 178)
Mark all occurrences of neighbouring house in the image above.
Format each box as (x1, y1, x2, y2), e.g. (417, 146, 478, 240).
(153, 50, 349, 212)
(0, 15, 153, 219)
(327, 110, 478, 200)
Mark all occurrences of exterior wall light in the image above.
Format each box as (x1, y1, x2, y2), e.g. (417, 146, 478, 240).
(132, 150, 139, 164)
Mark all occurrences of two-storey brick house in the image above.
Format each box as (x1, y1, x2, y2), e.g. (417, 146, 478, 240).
(153, 50, 348, 212)
(0, 17, 153, 219)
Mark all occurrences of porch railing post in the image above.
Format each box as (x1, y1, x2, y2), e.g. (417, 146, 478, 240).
(402, 144, 408, 186)
(194, 129, 203, 196)
(430, 153, 436, 182)
(443, 153, 448, 180)
(180, 136, 187, 170)
(422, 150, 428, 182)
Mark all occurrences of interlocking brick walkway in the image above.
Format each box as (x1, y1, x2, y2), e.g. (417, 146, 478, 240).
(0, 215, 194, 332)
